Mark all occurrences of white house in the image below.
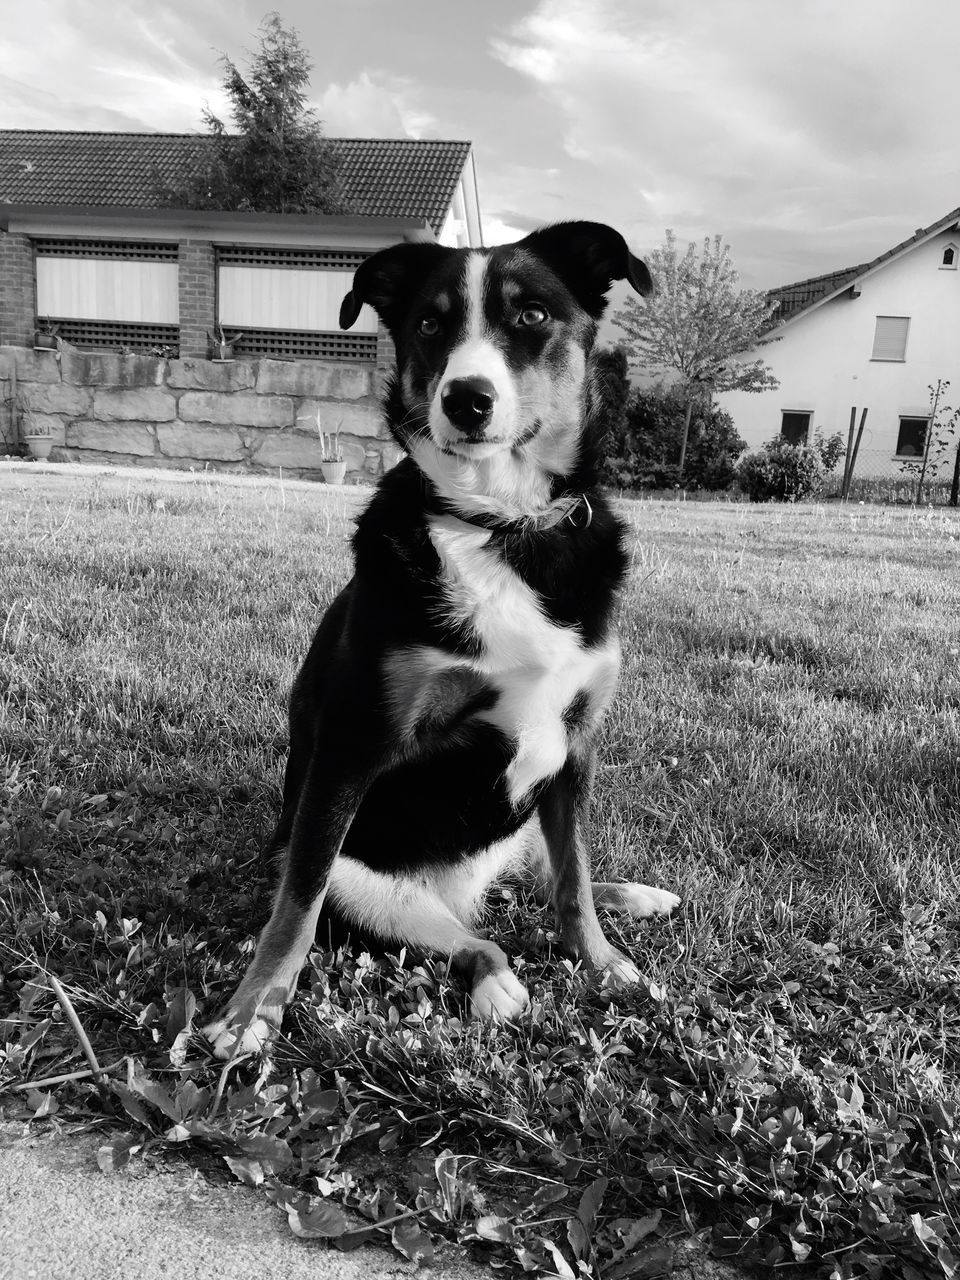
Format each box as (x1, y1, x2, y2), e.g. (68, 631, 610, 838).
(719, 206, 960, 477)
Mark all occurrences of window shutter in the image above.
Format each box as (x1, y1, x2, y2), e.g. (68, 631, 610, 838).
(871, 316, 909, 360)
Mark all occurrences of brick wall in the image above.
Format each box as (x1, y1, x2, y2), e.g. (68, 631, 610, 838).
(374, 321, 395, 397)
(0, 232, 36, 347)
(178, 240, 216, 359)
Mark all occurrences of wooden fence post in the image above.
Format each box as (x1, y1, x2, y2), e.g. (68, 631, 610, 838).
(841, 406, 856, 500)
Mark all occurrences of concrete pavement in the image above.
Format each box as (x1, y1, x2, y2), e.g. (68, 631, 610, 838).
(0, 1121, 486, 1280)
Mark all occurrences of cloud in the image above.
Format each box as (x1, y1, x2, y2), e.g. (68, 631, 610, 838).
(490, 0, 960, 285)
(0, 0, 239, 131)
(315, 71, 437, 138)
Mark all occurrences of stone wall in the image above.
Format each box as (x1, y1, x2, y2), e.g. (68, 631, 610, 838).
(0, 344, 402, 480)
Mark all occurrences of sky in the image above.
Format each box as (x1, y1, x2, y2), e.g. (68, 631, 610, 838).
(2, 0, 959, 293)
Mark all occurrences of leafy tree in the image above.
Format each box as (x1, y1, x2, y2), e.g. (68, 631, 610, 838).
(155, 13, 348, 214)
(613, 230, 778, 473)
(601, 383, 746, 492)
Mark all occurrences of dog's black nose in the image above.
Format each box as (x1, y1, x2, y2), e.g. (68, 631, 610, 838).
(441, 377, 497, 434)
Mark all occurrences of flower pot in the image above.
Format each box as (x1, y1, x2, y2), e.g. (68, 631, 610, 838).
(320, 460, 347, 485)
(33, 333, 58, 352)
(25, 436, 54, 459)
(211, 343, 235, 363)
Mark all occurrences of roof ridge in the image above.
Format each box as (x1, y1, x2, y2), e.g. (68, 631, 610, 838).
(769, 262, 868, 295)
(0, 129, 469, 145)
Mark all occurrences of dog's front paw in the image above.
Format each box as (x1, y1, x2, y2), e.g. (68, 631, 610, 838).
(598, 948, 643, 988)
(203, 1006, 277, 1059)
(604, 883, 681, 919)
(469, 969, 530, 1022)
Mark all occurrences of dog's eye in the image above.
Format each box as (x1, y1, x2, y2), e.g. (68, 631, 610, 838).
(518, 303, 549, 327)
(418, 316, 440, 337)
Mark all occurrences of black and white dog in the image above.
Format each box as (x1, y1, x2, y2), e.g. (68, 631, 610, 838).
(206, 221, 679, 1056)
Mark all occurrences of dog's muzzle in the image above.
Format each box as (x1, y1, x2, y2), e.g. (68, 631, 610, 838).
(441, 376, 498, 437)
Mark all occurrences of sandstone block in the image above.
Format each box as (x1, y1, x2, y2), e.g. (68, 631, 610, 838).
(157, 422, 246, 462)
(66, 420, 156, 456)
(166, 359, 256, 392)
(295, 400, 380, 438)
(248, 429, 325, 469)
(61, 349, 166, 388)
(94, 387, 175, 422)
(21, 382, 91, 417)
(179, 391, 293, 429)
(9, 347, 62, 383)
(255, 360, 372, 400)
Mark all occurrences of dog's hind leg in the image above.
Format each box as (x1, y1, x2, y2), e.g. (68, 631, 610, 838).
(591, 883, 680, 918)
(326, 854, 530, 1021)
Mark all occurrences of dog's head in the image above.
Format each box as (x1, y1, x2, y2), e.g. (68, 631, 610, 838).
(340, 222, 651, 518)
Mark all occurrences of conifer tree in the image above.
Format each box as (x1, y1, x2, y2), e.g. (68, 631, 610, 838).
(155, 13, 347, 214)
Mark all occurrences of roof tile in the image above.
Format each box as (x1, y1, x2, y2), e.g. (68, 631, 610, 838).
(0, 132, 471, 230)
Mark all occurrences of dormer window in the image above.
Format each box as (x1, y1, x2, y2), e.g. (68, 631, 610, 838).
(941, 243, 958, 270)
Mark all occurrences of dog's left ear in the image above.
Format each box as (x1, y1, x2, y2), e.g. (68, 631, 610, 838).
(517, 221, 653, 316)
(340, 242, 457, 334)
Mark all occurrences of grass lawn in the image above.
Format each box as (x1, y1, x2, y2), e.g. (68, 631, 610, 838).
(1, 463, 958, 1278)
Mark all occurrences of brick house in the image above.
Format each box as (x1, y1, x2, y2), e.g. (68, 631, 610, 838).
(0, 132, 483, 477)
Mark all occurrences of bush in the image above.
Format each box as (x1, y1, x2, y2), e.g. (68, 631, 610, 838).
(738, 437, 826, 502)
(600, 384, 747, 491)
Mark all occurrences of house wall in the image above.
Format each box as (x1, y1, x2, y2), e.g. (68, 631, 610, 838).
(718, 230, 960, 476)
(0, 344, 403, 480)
(438, 167, 484, 249)
(0, 220, 421, 477)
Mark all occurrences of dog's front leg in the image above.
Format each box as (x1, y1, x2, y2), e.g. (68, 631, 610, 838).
(537, 748, 642, 985)
(203, 742, 377, 1058)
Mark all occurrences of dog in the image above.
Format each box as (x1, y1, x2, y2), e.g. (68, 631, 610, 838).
(205, 221, 680, 1057)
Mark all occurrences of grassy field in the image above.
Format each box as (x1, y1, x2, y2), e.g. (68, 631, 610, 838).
(1, 464, 958, 1278)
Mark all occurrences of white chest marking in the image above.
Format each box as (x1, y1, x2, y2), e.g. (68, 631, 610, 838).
(427, 514, 619, 804)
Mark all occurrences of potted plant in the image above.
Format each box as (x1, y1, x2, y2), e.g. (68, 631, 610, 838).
(34, 318, 60, 352)
(319, 430, 347, 484)
(21, 417, 55, 460)
(208, 326, 242, 362)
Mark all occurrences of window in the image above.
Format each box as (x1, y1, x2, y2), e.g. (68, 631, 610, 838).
(34, 239, 179, 325)
(780, 411, 812, 445)
(941, 244, 958, 270)
(215, 246, 377, 343)
(896, 417, 928, 457)
(871, 316, 910, 361)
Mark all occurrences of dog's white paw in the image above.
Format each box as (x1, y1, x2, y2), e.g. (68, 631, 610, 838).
(600, 949, 643, 988)
(203, 1013, 273, 1060)
(608, 884, 681, 919)
(469, 969, 530, 1021)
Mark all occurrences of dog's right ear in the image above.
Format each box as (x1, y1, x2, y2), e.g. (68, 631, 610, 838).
(340, 243, 457, 333)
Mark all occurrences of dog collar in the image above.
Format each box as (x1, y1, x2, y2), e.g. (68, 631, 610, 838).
(428, 489, 593, 533)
